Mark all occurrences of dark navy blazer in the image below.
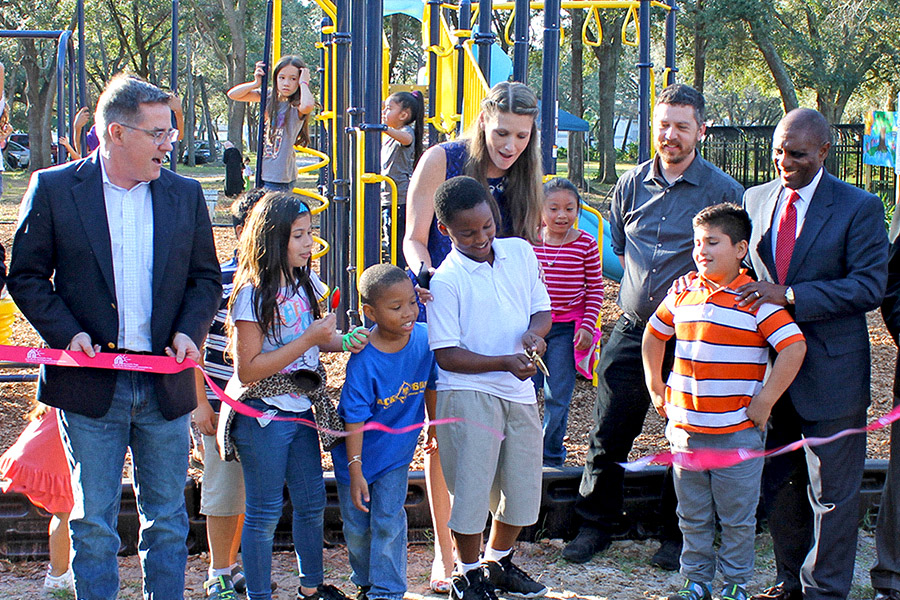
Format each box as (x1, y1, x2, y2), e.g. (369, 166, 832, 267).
(7, 152, 221, 420)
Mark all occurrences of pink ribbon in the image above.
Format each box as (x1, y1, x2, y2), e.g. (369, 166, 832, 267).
(0, 344, 492, 440)
(621, 404, 900, 472)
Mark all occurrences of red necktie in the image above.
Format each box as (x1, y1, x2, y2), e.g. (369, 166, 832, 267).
(775, 190, 800, 284)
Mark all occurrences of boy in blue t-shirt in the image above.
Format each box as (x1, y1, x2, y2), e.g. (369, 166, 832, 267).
(332, 263, 437, 600)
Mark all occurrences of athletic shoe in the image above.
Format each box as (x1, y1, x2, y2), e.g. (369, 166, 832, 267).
(42, 568, 75, 594)
(721, 583, 749, 600)
(299, 584, 352, 600)
(560, 527, 612, 563)
(230, 565, 246, 594)
(485, 552, 548, 598)
(450, 566, 498, 600)
(204, 574, 238, 600)
(650, 538, 682, 571)
(666, 579, 712, 600)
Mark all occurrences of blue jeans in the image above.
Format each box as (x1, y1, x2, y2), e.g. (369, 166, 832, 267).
(532, 321, 577, 467)
(337, 465, 409, 600)
(262, 180, 296, 192)
(60, 372, 190, 600)
(667, 423, 766, 585)
(231, 400, 325, 600)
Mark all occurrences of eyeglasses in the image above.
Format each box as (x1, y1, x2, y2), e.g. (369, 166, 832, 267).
(118, 123, 180, 145)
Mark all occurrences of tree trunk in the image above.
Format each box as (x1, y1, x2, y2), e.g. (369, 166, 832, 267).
(692, 0, 708, 94)
(388, 14, 401, 79)
(199, 75, 217, 162)
(567, 8, 586, 190)
(184, 39, 196, 166)
(590, 12, 625, 184)
(743, 17, 799, 114)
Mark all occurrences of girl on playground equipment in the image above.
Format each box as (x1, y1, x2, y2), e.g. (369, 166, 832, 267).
(402, 80, 543, 594)
(0, 61, 12, 197)
(531, 178, 603, 467)
(380, 90, 424, 269)
(0, 404, 75, 593)
(224, 191, 366, 600)
(227, 56, 315, 192)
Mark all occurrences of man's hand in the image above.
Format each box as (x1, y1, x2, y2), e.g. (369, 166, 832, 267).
(193, 401, 217, 436)
(735, 281, 788, 311)
(504, 354, 538, 380)
(166, 332, 200, 363)
(67, 332, 100, 357)
(668, 271, 697, 295)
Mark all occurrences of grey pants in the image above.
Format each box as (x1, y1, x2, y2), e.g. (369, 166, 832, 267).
(872, 385, 900, 593)
(668, 423, 766, 585)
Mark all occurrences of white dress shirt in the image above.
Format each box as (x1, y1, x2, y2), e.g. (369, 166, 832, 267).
(101, 158, 154, 351)
(771, 167, 824, 257)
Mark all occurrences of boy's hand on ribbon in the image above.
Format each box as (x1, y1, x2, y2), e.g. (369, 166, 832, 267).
(574, 327, 594, 351)
(521, 331, 547, 356)
(505, 353, 538, 380)
(350, 470, 370, 513)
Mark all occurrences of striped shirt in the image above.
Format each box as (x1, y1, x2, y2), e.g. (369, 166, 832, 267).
(647, 272, 805, 434)
(203, 252, 238, 410)
(532, 230, 603, 329)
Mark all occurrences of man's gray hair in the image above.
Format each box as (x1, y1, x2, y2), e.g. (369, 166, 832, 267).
(95, 74, 171, 141)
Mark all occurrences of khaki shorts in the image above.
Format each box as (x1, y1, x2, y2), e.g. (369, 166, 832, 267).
(200, 433, 246, 517)
(435, 389, 542, 534)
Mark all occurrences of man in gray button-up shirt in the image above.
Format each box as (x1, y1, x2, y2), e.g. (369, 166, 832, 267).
(563, 84, 743, 565)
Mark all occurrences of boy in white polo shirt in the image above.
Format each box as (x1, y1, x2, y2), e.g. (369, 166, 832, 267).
(427, 176, 552, 600)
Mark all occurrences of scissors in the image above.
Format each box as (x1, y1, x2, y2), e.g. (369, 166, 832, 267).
(524, 347, 549, 378)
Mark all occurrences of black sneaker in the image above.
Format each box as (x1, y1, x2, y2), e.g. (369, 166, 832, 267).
(450, 566, 498, 600)
(356, 585, 371, 600)
(650, 539, 683, 571)
(485, 552, 548, 598)
(561, 527, 611, 563)
(299, 584, 352, 600)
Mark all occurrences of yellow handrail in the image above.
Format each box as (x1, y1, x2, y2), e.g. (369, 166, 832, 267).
(622, 5, 639, 47)
(475, 1, 670, 10)
(361, 173, 399, 266)
(504, 7, 516, 45)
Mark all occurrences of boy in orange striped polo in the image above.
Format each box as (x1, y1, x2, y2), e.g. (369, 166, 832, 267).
(642, 203, 807, 600)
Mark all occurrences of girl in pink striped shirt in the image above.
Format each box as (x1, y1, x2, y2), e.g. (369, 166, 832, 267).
(532, 178, 603, 466)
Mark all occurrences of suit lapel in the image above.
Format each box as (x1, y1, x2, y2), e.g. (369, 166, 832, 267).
(73, 155, 116, 298)
(785, 172, 833, 283)
(150, 174, 176, 300)
(755, 183, 780, 280)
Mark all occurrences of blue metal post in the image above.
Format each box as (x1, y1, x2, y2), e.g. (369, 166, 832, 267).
(170, 0, 178, 171)
(254, 0, 274, 189)
(512, 0, 529, 83)
(665, 0, 678, 86)
(333, 0, 351, 331)
(427, 0, 441, 144)
(455, 0, 471, 136)
(77, 0, 86, 152)
(346, 0, 367, 325)
(637, 0, 652, 162)
(318, 18, 335, 287)
(475, 0, 493, 83)
(363, 0, 384, 272)
(55, 31, 71, 165)
(541, 0, 560, 174)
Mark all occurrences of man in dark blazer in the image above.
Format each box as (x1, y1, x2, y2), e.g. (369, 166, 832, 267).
(737, 108, 888, 600)
(7, 74, 221, 599)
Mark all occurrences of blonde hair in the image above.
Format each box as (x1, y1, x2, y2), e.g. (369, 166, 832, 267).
(462, 82, 542, 244)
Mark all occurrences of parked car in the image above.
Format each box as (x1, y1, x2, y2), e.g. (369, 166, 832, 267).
(180, 140, 223, 165)
(8, 133, 60, 163)
(3, 140, 30, 169)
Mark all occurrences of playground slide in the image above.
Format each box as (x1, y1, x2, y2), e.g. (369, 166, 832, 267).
(577, 207, 623, 283)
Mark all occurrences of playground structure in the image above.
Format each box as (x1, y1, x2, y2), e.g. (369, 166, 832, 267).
(259, 0, 680, 331)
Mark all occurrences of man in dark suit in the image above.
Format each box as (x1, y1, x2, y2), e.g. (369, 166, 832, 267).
(737, 108, 888, 600)
(7, 74, 221, 599)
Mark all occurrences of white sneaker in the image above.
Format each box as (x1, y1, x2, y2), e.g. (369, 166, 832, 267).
(43, 568, 75, 594)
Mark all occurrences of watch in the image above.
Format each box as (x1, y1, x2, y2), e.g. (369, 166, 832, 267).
(784, 287, 795, 305)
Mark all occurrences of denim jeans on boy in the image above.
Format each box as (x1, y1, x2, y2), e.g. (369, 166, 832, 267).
(667, 422, 766, 585)
(337, 465, 409, 600)
(231, 401, 326, 600)
(532, 321, 577, 467)
(60, 371, 190, 600)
